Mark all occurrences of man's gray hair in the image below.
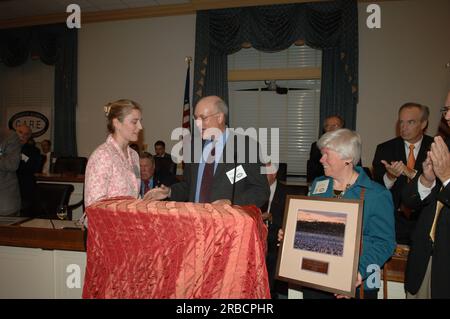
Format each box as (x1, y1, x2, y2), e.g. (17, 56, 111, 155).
(399, 102, 430, 123)
(139, 151, 155, 165)
(214, 98, 229, 116)
(317, 128, 362, 166)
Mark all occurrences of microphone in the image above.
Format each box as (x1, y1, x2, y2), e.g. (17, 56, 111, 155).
(231, 134, 238, 205)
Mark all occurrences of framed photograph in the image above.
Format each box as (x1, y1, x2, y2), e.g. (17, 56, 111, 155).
(276, 195, 363, 297)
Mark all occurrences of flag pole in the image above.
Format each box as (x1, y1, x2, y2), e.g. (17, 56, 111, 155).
(181, 57, 192, 171)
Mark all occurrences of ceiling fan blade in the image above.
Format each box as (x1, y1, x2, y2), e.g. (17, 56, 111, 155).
(287, 87, 310, 91)
(276, 87, 288, 95)
(235, 88, 259, 91)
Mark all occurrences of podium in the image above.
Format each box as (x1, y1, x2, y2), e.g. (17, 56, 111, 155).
(82, 198, 270, 299)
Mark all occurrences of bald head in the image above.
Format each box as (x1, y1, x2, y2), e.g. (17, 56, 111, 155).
(194, 96, 228, 139)
(323, 115, 344, 133)
(16, 124, 32, 145)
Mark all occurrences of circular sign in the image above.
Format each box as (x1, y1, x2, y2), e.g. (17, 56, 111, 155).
(8, 111, 49, 138)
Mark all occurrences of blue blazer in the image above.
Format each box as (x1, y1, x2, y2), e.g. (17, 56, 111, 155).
(309, 166, 396, 290)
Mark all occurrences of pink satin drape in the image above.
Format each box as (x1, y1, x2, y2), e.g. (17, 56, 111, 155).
(82, 198, 270, 299)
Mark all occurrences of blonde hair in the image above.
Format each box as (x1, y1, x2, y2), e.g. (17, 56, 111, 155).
(317, 128, 361, 166)
(105, 99, 142, 134)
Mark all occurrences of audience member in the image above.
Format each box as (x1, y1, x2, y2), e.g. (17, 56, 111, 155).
(372, 102, 433, 244)
(403, 92, 450, 299)
(0, 129, 21, 216)
(154, 140, 177, 177)
(139, 152, 177, 198)
(16, 124, 42, 214)
(145, 95, 270, 207)
(263, 163, 289, 299)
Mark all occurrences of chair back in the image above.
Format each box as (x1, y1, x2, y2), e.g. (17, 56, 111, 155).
(54, 157, 87, 175)
(32, 183, 74, 219)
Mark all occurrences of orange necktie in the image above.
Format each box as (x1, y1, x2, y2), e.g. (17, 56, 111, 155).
(407, 144, 415, 170)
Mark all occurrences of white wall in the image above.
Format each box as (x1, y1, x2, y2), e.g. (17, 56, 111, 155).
(77, 14, 196, 157)
(357, 0, 450, 165)
(77, 1, 450, 166)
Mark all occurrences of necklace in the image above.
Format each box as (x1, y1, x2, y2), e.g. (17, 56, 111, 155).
(333, 171, 356, 199)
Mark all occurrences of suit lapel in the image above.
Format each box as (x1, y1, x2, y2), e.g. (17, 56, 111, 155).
(396, 137, 407, 163)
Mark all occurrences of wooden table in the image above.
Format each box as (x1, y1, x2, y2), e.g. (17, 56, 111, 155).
(35, 173, 85, 183)
(0, 218, 86, 298)
(0, 218, 85, 251)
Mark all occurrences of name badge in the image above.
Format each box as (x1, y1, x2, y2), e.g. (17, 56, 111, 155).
(226, 165, 247, 184)
(21, 153, 29, 163)
(312, 180, 329, 194)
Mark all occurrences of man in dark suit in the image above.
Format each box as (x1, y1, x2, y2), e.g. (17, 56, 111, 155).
(263, 164, 308, 298)
(403, 96, 450, 299)
(0, 129, 21, 216)
(16, 124, 42, 215)
(139, 152, 176, 198)
(372, 103, 433, 244)
(307, 115, 344, 183)
(145, 95, 269, 208)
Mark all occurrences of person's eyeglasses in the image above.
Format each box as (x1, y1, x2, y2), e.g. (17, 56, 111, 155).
(194, 112, 220, 122)
(440, 106, 450, 115)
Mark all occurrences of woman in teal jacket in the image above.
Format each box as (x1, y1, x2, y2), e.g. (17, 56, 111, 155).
(295, 129, 395, 299)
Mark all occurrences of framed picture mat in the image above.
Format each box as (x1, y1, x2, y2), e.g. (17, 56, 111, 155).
(276, 195, 364, 297)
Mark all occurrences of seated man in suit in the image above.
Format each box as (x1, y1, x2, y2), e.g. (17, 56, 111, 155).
(372, 102, 433, 244)
(16, 124, 42, 214)
(263, 163, 309, 299)
(139, 152, 176, 198)
(403, 95, 450, 299)
(307, 115, 344, 183)
(262, 163, 289, 299)
(145, 95, 270, 208)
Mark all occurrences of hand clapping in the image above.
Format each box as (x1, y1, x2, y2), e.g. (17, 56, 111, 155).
(429, 136, 450, 184)
(381, 160, 406, 179)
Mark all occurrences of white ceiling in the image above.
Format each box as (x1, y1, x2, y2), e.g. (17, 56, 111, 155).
(0, 0, 191, 20)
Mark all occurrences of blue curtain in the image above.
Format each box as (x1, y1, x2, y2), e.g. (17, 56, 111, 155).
(193, 0, 358, 131)
(0, 24, 78, 156)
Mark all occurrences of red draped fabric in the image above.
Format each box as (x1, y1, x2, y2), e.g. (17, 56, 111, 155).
(82, 198, 270, 299)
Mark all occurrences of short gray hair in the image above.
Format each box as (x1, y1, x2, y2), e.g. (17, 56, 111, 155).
(399, 102, 429, 123)
(139, 151, 155, 165)
(214, 98, 229, 117)
(317, 128, 361, 166)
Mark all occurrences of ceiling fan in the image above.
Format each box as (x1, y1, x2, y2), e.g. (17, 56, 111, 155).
(236, 80, 309, 95)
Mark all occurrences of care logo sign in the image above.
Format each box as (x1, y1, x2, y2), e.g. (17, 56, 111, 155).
(8, 111, 49, 138)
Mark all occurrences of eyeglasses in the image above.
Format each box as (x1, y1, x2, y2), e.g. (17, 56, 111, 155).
(194, 112, 220, 122)
(440, 106, 450, 115)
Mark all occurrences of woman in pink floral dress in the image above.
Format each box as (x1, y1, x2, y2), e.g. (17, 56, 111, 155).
(84, 99, 143, 208)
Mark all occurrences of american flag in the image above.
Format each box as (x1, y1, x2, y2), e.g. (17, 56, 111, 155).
(182, 64, 190, 131)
